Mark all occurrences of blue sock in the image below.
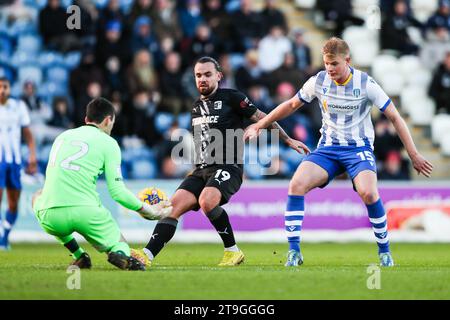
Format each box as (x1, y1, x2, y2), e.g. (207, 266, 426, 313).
(366, 199, 390, 254)
(3, 210, 18, 242)
(285, 195, 304, 253)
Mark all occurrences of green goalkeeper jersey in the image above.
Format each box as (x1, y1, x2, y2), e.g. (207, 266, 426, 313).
(35, 125, 142, 211)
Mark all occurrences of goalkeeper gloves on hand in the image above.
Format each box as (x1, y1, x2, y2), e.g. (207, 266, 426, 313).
(138, 200, 173, 220)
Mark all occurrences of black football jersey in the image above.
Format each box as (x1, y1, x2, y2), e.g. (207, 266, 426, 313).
(190, 88, 257, 168)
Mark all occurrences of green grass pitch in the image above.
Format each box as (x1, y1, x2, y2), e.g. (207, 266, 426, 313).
(0, 243, 449, 299)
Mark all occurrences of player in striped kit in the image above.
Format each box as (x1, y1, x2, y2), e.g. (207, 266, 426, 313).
(245, 38, 433, 267)
(0, 77, 37, 250)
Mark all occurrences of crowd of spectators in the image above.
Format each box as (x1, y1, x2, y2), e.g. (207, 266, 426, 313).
(3, 0, 448, 180)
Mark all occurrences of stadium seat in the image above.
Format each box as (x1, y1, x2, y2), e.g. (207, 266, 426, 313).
(399, 55, 422, 79)
(0, 33, 13, 59)
(130, 159, 157, 179)
(18, 65, 43, 86)
(46, 66, 69, 84)
(280, 146, 304, 171)
(64, 52, 82, 70)
(9, 81, 22, 98)
(405, 68, 432, 88)
(17, 35, 41, 54)
(409, 97, 436, 126)
(11, 51, 39, 68)
(23, 0, 47, 9)
(379, 71, 404, 96)
(352, 0, 379, 19)
(411, 0, 439, 22)
(177, 112, 191, 130)
(351, 40, 379, 68)
(39, 51, 65, 69)
(439, 132, 450, 156)
(294, 0, 316, 9)
(0, 64, 14, 82)
(400, 85, 427, 115)
(431, 114, 450, 146)
(93, 0, 109, 8)
(40, 81, 69, 104)
(155, 112, 175, 135)
(371, 55, 399, 82)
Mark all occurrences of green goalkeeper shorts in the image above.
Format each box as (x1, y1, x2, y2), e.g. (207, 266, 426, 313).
(35, 205, 129, 255)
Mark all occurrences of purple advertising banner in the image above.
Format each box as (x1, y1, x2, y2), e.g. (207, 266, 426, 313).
(181, 181, 450, 231)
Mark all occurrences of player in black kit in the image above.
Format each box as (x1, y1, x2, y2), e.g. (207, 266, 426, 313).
(132, 57, 310, 267)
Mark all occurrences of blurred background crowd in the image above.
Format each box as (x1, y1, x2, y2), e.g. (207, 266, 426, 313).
(0, 0, 449, 181)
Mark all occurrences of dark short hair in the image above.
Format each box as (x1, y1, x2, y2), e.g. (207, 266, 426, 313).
(86, 97, 115, 124)
(195, 56, 222, 72)
(0, 77, 10, 84)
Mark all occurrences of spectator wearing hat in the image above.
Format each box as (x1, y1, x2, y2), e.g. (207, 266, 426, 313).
(179, 0, 204, 40)
(131, 15, 161, 65)
(95, 20, 130, 93)
(378, 151, 410, 180)
(128, 0, 155, 26)
(97, 0, 127, 42)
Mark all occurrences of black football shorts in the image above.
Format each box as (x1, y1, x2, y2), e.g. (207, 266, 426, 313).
(177, 164, 243, 209)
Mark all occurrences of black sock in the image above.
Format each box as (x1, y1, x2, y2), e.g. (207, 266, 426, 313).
(64, 238, 80, 254)
(206, 207, 236, 248)
(145, 217, 178, 258)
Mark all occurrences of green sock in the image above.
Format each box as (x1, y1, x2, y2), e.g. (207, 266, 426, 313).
(72, 248, 85, 260)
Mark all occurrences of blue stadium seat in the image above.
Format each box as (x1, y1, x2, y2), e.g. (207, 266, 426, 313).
(9, 81, 22, 99)
(93, 0, 109, 8)
(0, 64, 14, 82)
(18, 65, 43, 86)
(130, 159, 157, 179)
(61, 0, 74, 8)
(64, 51, 82, 70)
(177, 112, 191, 130)
(244, 164, 264, 180)
(0, 33, 13, 59)
(23, 0, 47, 9)
(46, 66, 69, 84)
(280, 146, 305, 172)
(120, 0, 133, 12)
(11, 50, 39, 68)
(39, 51, 65, 69)
(17, 35, 41, 54)
(40, 81, 69, 104)
(155, 112, 175, 135)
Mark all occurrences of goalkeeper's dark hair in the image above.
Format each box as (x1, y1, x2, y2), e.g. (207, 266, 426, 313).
(196, 56, 222, 73)
(0, 76, 10, 84)
(86, 97, 115, 124)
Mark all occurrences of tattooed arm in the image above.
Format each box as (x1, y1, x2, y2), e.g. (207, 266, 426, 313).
(248, 109, 310, 154)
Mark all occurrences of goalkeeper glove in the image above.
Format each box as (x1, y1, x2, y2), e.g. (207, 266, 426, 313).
(138, 200, 172, 220)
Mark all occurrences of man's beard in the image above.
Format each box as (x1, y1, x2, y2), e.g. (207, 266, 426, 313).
(199, 85, 215, 96)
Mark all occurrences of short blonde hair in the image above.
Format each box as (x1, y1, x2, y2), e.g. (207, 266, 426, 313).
(322, 37, 350, 58)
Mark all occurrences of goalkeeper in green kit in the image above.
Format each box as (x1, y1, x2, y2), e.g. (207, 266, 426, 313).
(32, 98, 172, 271)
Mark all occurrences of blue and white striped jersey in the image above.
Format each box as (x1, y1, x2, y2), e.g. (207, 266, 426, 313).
(0, 98, 31, 164)
(297, 67, 391, 149)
